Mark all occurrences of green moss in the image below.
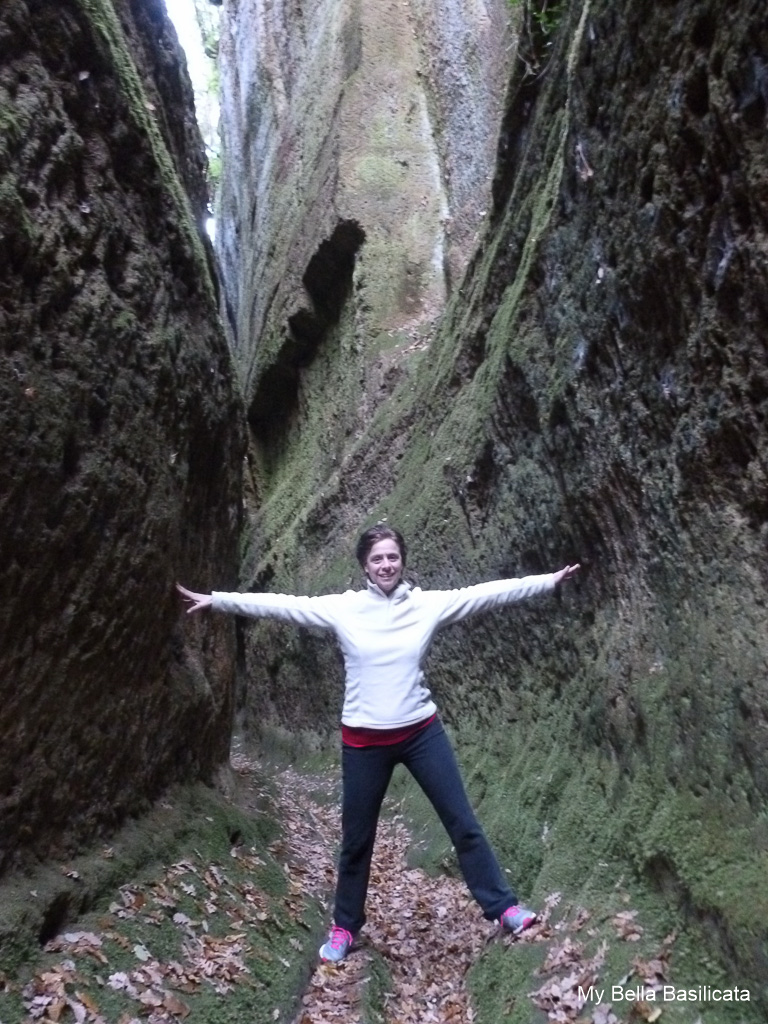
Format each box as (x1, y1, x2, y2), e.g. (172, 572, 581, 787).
(354, 153, 406, 197)
(0, 784, 272, 971)
(0, 173, 35, 240)
(470, 882, 762, 1024)
(0, 780, 324, 1024)
(110, 307, 140, 340)
(0, 99, 27, 167)
(369, 575, 768, 1017)
(358, 234, 415, 327)
(360, 947, 394, 1024)
(388, 712, 766, 1022)
(469, 937, 546, 1024)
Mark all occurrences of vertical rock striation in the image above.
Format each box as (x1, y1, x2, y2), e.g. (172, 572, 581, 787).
(0, 0, 243, 872)
(408, 0, 514, 282)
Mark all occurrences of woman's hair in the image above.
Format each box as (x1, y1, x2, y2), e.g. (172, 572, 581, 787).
(356, 525, 407, 568)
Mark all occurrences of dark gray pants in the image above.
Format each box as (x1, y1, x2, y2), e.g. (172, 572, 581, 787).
(333, 716, 516, 933)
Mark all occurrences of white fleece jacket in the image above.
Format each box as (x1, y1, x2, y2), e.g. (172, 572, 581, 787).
(212, 573, 556, 729)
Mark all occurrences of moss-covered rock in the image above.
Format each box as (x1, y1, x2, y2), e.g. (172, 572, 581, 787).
(0, 772, 325, 1024)
(0, 0, 242, 873)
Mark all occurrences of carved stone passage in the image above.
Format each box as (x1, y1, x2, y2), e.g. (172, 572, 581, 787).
(221, 0, 768, 1002)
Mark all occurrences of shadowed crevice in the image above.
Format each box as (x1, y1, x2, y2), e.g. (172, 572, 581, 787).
(249, 219, 366, 437)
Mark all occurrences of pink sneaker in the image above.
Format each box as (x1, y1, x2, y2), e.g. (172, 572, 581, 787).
(319, 925, 355, 962)
(500, 904, 537, 934)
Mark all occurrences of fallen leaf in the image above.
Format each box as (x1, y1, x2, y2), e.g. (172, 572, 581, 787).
(163, 991, 191, 1017)
(137, 988, 164, 1007)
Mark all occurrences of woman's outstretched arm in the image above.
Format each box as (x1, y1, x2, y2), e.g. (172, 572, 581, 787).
(176, 582, 348, 629)
(428, 563, 581, 627)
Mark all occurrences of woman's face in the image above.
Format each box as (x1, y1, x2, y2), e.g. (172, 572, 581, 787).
(364, 538, 403, 594)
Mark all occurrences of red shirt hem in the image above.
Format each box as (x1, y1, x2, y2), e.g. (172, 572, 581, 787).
(342, 713, 436, 748)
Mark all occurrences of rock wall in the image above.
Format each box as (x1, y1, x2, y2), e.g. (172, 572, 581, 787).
(0, 0, 243, 873)
(217, 0, 512, 367)
(220, 0, 768, 999)
(216, 0, 514, 582)
(408, 0, 514, 282)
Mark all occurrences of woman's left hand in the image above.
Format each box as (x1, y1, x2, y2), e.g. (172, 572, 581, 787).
(553, 564, 581, 586)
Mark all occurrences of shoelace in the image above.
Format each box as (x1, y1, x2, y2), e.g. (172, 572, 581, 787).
(329, 926, 354, 950)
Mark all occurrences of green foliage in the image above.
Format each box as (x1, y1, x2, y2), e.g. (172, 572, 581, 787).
(207, 151, 222, 191)
(533, 0, 567, 36)
(187, 0, 222, 199)
(506, 0, 569, 77)
(193, 0, 220, 61)
(507, 0, 568, 34)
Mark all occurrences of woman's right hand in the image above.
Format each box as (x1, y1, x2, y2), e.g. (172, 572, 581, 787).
(553, 564, 581, 586)
(176, 583, 213, 614)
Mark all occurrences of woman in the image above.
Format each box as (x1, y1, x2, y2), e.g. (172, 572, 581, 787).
(177, 525, 579, 963)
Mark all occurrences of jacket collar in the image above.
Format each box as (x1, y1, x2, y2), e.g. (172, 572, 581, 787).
(365, 577, 411, 602)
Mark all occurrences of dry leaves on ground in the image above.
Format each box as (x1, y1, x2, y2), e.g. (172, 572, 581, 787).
(18, 755, 676, 1024)
(274, 766, 543, 1024)
(527, 901, 677, 1024)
